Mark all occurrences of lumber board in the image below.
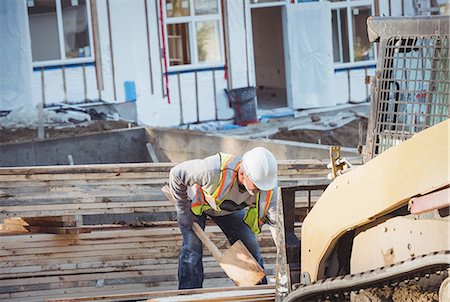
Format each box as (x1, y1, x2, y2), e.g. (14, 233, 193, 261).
(2, 278, 249, 301)
(148, 291, 274, 302)
(0, 158, 353, 175)
(1, 206, 175, 219)
(1, 185, 162, 196)
(2, 266, 252, 292)
(47, 285, 272, 302)
(0, 178, 167, 188)
(0, 223, 29, 233)
(0, 162, 174, 174)
(0, 171, 170, 182)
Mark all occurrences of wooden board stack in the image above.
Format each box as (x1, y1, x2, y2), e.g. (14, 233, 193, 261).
(0, 159, 336, 301)
(48, 285, 276, 302)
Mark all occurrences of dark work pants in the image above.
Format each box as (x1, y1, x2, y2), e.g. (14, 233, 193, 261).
(177, 209, 267, 289)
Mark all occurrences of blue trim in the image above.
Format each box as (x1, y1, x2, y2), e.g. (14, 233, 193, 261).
(124, 81, 137, 102)
(166, 66, 225, 76)
(33, 62, 95, 72)
(334, 64, 376, 72)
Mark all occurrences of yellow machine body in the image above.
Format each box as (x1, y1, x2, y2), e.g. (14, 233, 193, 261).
(301, 119, 449, 282)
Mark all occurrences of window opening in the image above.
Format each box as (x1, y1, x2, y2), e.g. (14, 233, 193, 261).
(330, 0, 375, 66)
(165, 0, 223, 68)
(27, 0, 94, 67)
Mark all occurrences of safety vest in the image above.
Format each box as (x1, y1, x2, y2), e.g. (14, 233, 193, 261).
(190, 153, 274, 234)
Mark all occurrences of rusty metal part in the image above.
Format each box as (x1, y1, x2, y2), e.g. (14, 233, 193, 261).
(327, 146, 353, 180)
(409, 187, 450, 215)
(285, 251, 450, 302)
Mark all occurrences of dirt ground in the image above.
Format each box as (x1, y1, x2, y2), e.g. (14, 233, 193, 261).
(0, 117, 367, 148)
(271, 118, 368, 149)
(0, 120, 134, 144)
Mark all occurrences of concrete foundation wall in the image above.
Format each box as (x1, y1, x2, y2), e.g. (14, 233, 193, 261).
(0, 128, 149, 167)
(145, 127, 358, 163)
(0, 126, 358, 167)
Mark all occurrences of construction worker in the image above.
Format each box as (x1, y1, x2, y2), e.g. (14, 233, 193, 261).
(169, 147, 278, 289)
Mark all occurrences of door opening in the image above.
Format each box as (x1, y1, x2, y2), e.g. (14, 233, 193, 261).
(251, 6, 287, 110)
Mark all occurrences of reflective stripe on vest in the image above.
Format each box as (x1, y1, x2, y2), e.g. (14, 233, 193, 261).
(190, 153, 274, 234)
(243, 189, 274, 234)
(191, 153, 241, 215)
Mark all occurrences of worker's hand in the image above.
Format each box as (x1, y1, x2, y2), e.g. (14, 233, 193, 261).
(176, 208, 196, 229)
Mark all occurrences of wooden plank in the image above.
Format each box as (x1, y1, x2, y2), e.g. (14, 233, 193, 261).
(0, 171, 170, 182)
(147, 288, 274, 302)
(0, 206, 175, 219)
(1, 256, 247, 285)
(0, 241, 181, 259)
(0, 185, 164, 196)
(0, 161, 337, 178)
(146, 143, 159, 163)
(0, 224, 29, 233)
(0, 158, 345, 175)
(46, 285, 273, 302)
(2, 266, 243, 297)
(5, 278, 247, 301)
(0, 178, 167, 188)
(1, 201, 170, 211)
(0, 225, 278, 243)
(25, 226, 91, 234)
(1, 259, 272, 284)
(0, 193, 168, 207)
(0, 163, 175, 175)
(0, 239, 275, 268)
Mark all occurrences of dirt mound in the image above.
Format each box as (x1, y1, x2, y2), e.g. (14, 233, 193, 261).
(0, 120, 135, 144)
(270, 118, 368, 149)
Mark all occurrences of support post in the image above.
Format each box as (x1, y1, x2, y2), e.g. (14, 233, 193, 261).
(282, 187, 301, 285)
(275, 187, 290, 302)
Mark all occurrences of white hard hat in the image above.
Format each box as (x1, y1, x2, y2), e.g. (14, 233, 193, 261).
(241, 147, 278, 191)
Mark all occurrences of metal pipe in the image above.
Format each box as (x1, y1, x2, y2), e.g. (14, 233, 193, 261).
(82, 63, 87, 100)
(155, 0, 165, 97)
(347, 69, 351, 103)
(144, 0, 154, 95)
(213, 69, 218, 120)
(365, 66, 369, 101)
(158, 0, 171, 103)
(220, 0, 229, 85)
(177, 72, 184, 124)
(62, 65, 67, 101)
(243, 0, 250, 87)
(195, 71, 199, 123)
(38, 68, 45, 140)
(106, 0, 117, 100)
(90, 0, 103, 100)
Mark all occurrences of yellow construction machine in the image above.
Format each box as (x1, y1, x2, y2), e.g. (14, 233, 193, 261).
(278, 16, 449, 301)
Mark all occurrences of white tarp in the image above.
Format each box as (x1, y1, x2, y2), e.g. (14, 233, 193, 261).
(285, 2, 335, 109)
(0, 0, 34, 111)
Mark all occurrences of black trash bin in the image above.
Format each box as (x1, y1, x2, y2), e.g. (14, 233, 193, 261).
(225, 87, 258, 126)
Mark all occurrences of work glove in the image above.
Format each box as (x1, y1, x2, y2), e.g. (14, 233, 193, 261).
(176, 201, 197, 229)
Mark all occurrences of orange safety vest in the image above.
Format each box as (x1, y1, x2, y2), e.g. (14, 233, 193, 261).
(190, 153, 274, 234)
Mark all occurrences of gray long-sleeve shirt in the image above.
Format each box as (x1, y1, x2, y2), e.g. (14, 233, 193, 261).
(169, 153, 278, 228)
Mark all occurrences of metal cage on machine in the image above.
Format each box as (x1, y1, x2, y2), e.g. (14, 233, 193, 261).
(365, 16, 449, 161)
